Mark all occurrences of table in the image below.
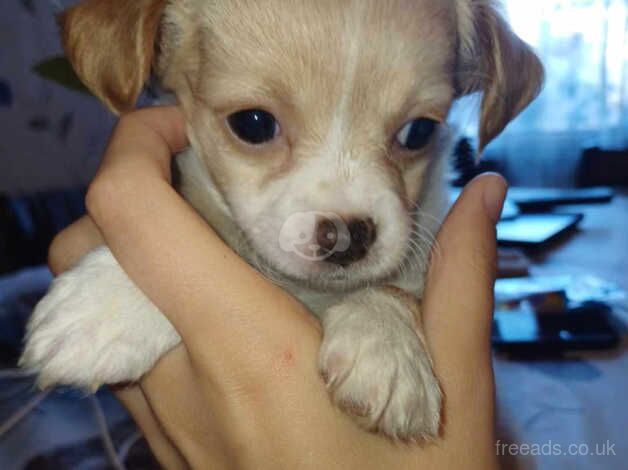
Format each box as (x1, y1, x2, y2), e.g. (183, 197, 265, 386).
(494, 190, 627, 470)
(528, 190, 628, 291)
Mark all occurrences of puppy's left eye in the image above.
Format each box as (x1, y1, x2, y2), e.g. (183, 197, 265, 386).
(227, 109, 280, 145)
(395, 118, 438, 151)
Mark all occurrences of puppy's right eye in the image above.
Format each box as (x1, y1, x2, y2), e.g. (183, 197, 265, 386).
(227, 109, 280, 145)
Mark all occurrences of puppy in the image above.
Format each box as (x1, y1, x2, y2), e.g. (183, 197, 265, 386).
(21, 0, 543, 440)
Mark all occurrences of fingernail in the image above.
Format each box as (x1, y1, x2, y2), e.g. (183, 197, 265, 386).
(483, 175, 508, 225)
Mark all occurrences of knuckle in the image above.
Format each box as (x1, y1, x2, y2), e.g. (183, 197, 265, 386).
(85, 173, 133, 218)
(47, 230, 70, 274)
(115, 108, 155, 134)
(85, 177, 110, 216)
(115, 110, 141, 130)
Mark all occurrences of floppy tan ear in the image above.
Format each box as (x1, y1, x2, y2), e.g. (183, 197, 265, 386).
(456, 1, 544, 151)
(59, 0, 167, 114)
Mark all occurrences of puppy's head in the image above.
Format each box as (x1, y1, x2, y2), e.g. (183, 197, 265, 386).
(61, 0, 543, 288)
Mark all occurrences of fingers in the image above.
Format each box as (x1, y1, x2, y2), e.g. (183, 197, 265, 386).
(87, 108, 319, 393)
(139, 346, 242, 470)
(424, 174, 506, 352)
(49, 107, 187, 275)
(90, 167, 318, 376)
(48, 216, 104, 275)
(95, 106, 188, 183)
(113, 385, 189, 470)
(421, 174, 506, 434)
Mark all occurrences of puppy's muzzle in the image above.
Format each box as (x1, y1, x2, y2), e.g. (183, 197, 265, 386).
(317, 216, 377, 267)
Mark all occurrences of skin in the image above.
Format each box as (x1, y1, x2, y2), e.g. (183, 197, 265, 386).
(49, 107, 505, 470)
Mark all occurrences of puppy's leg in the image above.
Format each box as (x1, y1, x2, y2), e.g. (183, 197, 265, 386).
(318, 287, 441, 441)
(20, 247, 180, 390)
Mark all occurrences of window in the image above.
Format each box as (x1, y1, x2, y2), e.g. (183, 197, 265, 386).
(454, 0, 628, 187)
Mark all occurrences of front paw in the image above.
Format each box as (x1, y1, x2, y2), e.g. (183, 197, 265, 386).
(20, 247, 179, 390)
(318, 291, 441, 441)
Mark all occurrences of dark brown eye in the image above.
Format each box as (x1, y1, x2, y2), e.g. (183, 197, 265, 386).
(227, 109, 280, 145)
(396, 118, 438, 150)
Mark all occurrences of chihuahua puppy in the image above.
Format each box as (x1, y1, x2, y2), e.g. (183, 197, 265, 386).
(21, 0, 543, 440)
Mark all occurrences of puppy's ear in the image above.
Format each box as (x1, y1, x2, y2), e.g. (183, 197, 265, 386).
(59, 0, 167, 114)
(456, 1, 544, 151)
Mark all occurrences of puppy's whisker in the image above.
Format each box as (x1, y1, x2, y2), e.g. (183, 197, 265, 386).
(412, 226, 443, 261)
(405, 233, 430, 260)
(410, 221, 439, 242)
(404, 244, 426, 272)
(408, 201, 443, 222)
(409, 213, 440, 236)
(400, 242, 426, 279)
(408, 224, 443, 269)
(406, 236, 432, 267)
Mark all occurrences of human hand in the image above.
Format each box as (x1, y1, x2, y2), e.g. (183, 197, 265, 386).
(50, 107, 504, 470)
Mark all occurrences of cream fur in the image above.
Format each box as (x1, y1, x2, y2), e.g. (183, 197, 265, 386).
(21, 0, 543, 441)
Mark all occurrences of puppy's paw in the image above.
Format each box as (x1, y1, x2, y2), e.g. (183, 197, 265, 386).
(20, 247, 180, 390)
(319, 290, 441, 441)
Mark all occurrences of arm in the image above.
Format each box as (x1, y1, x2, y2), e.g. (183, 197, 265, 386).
(53, 107, 503, 469)
(48, 215, 103, 275)
(47, 215, 191, 470)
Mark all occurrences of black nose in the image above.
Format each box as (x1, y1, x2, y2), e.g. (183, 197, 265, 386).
(316, 217, 377, 267)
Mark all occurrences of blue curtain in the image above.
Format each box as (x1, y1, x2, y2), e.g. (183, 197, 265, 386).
(457, 0, 628, 187)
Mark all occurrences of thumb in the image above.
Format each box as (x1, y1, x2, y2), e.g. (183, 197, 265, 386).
(422, 173, 506, 420)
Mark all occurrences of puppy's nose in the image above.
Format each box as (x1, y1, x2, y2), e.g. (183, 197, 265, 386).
(316, 217, 377, 266)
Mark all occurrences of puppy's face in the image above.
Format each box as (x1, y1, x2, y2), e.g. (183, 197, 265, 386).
(175, 0, 455, 286)
(61, 0, 543, 288)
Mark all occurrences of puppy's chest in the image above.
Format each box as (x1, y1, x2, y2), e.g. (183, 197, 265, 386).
(172, 150, 348, 315)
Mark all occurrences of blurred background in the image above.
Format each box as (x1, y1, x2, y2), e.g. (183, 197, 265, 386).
(458, 0, 628, 187)
(0, 1, 626, 469)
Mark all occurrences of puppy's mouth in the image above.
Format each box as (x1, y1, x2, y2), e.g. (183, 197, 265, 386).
(241, 210, 408, 289)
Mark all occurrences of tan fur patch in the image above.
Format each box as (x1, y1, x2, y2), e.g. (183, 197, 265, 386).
(59, 0, 167, 114)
